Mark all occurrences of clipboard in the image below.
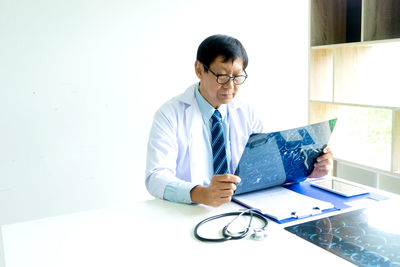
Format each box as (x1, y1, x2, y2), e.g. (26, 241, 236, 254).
(232, 186, 336, 223)
(233, 179, 389, 224)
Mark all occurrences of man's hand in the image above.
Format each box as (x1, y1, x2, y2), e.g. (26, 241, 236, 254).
(190, 174, 241, 207)
(308, 145, 333, 178)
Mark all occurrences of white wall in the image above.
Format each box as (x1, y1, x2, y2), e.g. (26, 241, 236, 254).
(0, 0, 308, 224)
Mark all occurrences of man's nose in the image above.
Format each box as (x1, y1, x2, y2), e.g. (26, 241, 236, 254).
(223, 78, 235, 89)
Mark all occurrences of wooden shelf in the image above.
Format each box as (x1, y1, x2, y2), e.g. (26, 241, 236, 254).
(309, 43, 400, 109)
(333, 43, 400, 107)
(393, 110, 400, 173)
(310, 100, 400, 111)
(311, 0, 400, 45)
(309, 49, 333, 102)
(311, 37, 400, 49)
(310, 0, 400, 176)
(363, 0, 400, 41)
(309, 102, 339, 124)
(311, 0, 361, 46)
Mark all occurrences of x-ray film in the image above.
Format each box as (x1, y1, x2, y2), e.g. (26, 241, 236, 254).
(234, 119, 337, 195)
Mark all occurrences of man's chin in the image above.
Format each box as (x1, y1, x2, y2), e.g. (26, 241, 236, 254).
(219, 97, 234, 104)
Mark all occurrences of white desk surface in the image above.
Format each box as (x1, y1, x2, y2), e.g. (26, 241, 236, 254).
(1, 183, 398, 267)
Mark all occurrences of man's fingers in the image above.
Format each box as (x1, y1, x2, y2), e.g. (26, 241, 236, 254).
(207, 174, 241, 206)
(220, 189, 234, 198)
(323, 144, 332, 154)
(212, 182, 237, 192)
(314, 159, 333, 169)
(213, 174, 241, 184)
(317, 151, 333, 162)
(211, 175, 240, 191)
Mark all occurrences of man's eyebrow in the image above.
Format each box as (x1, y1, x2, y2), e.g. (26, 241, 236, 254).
(214, 66, 228, 72)
(214, 66, 243, 74)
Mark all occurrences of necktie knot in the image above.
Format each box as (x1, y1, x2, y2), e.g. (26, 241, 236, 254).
(211, 110, 222, 123)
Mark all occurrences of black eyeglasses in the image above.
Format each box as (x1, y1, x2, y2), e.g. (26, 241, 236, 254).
(202, 64, 248, 85)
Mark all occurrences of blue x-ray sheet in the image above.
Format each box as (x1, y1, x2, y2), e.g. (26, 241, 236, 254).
(234, 119, 337, 195)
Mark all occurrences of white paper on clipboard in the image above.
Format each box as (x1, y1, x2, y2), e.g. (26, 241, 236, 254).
(233, 186, 334, 221)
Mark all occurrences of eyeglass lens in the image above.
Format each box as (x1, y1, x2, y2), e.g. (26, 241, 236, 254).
(217, 75, 246, 85)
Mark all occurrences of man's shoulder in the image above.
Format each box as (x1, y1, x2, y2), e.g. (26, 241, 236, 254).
(228, 96, 254, 114)
(228, 96, 262, 131)
(156, 84, 196, 115)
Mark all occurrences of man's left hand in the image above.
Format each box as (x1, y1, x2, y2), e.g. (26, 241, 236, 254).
(308, 145, 333, 178)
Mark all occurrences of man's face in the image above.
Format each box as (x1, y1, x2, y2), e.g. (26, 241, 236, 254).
(196, 56, 245, 109)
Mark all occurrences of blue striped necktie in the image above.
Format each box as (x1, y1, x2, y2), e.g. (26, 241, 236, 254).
(211, 110, 228, 175)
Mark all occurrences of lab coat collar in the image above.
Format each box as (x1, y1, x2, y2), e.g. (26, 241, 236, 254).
(178, 83, 241, 112)
(178, 83, 197, 106)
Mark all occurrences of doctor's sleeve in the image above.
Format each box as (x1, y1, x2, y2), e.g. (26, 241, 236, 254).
(145, 108, 196, 204)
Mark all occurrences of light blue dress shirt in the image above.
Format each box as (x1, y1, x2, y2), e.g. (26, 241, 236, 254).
(163, 83, 232, 204)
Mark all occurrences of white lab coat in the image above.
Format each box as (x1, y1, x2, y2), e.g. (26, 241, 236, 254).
(145, 83, 263, 200)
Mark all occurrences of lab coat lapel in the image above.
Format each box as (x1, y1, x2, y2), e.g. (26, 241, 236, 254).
(181, 85, 209, 185)
(228, 101, 248, 173)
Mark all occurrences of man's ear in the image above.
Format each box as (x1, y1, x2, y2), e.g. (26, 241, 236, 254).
(195, 60, 203, 80)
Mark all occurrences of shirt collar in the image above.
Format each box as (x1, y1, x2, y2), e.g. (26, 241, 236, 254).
(195, 83, 227, 123)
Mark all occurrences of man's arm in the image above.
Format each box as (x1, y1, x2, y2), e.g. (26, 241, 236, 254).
(145, 106, 197, 202)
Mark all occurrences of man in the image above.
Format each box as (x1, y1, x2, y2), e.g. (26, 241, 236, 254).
(145, 34, 332, 207)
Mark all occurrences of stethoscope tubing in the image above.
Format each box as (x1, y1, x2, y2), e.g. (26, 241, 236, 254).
(194, 210, 268, 242)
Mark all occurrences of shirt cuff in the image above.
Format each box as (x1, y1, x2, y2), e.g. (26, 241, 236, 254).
(163, 181, 197, 204)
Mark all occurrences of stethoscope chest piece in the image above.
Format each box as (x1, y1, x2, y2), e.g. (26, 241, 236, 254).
(250, 228, 267, 241)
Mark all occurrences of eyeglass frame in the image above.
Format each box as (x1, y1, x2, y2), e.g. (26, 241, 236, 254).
(202, 63, 248, 85)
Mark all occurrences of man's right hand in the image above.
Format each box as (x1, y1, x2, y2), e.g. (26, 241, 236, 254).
(190, 174, 241, 207)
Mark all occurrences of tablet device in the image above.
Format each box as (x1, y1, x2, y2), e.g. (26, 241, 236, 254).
(310, 178, 369, 197)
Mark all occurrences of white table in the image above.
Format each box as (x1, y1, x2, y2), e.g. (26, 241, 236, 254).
(1, 185, 398, 267)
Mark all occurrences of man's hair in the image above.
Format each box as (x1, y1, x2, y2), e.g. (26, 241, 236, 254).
(196, 34, 248, 71)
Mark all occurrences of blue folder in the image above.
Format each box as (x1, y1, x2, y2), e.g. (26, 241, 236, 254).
(231, 119, 388, 223)
(233, 181, 388, 224)
(284, 180, 387, 209)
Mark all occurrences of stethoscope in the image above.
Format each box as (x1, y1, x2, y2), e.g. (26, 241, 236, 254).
(194, 209, 268, 242)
